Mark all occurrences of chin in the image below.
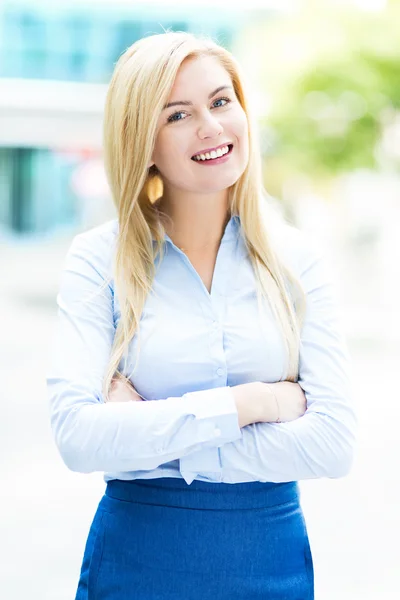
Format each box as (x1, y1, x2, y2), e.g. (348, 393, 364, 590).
(205, 167, 243, 189)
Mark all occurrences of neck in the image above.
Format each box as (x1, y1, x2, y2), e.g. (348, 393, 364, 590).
(156, 189, 231, 252)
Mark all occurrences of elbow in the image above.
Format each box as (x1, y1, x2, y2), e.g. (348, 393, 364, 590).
(58, 443, 95, 474)
(305, 446, 355, 480)
(326, 431, 357, 479)
(327, 450, 355, 478)
(51, 406, 97, 474)
(55, 432, 96, 474)
(315, 408, 358, 479)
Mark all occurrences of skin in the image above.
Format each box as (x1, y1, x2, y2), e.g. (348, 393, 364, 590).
(109, 55, 307, 425)
(150, 54, 249, 253)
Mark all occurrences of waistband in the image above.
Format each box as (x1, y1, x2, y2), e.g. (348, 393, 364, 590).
(105, 477, 299, 511)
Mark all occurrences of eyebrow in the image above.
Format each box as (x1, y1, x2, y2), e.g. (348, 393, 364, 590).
(163, 85, 234, 110)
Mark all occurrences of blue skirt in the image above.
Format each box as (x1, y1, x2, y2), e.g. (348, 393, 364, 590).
(75, 477, 314, 599)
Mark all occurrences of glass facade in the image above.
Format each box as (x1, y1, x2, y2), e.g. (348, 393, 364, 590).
(0, 2, 238, 234)
(0, 3, 235, 83)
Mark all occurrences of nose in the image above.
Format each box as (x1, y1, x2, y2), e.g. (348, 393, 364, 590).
(197, 110, 223, 140)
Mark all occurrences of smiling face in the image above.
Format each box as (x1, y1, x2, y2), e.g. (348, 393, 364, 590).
(150, 55, 249, 197)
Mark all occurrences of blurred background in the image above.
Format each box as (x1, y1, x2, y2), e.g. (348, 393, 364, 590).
(1, 0, 399, 598)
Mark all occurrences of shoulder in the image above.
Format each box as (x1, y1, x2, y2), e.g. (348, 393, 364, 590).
(65, 219, 119, 279)
(268, 217, 334, 298)
(72, 218, 119, 248)
(272, 221, 324, 276)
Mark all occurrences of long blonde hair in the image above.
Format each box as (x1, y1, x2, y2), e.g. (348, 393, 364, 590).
(102, 31, 306, 400)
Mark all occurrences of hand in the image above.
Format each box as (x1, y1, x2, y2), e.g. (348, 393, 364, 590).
(231, 382, 268, 428)
(108, 376, 144, 402)
(260, 381, 307, 423)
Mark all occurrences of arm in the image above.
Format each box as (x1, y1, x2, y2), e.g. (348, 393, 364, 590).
(179, 235, 358, 484)
(46, 230, 244, 476)
(111, 376, 266, 430)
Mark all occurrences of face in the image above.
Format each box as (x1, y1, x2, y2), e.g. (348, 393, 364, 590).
(150, 55, 249, 196)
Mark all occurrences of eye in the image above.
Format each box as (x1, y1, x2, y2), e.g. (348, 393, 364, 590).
(167, 111, 187, 123)
(166, 96, 232, 124)
(212, 96, 231, 108)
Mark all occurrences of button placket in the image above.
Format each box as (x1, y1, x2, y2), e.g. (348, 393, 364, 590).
(210, 278, 228, 381)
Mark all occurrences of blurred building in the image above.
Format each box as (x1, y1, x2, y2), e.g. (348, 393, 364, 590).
(0, 0, 242, 235)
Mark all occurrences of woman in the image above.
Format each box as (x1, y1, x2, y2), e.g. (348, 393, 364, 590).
(47, 31, 357, 599)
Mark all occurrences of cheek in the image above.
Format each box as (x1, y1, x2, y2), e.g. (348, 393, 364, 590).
(153, 132, 186, 169)
(236, 110, 249, 140)
(232, 123, 249, 166)
(226, 108, 248, 148)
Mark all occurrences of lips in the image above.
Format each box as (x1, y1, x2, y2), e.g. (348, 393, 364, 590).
(191, 143, 233, 160)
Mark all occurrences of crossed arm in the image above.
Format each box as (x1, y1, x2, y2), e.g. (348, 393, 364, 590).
(47, 228, 357, 483)
(108, 236, 358, 484)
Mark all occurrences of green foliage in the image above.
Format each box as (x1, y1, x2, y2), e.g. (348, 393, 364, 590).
(255, 3, 400, 180)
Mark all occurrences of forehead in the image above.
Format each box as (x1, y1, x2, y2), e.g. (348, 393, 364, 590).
(169, 55, 232, 97)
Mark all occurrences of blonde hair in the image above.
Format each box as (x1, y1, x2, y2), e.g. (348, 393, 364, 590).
(102, 31, 306, 400)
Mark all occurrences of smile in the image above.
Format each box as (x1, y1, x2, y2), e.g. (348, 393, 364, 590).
(191, 144, 233, 162)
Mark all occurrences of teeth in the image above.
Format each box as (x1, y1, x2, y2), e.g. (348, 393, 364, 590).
(193, 145, 230, 161)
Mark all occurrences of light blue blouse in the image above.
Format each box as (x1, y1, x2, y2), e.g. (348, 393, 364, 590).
(46, 214, 357, 485)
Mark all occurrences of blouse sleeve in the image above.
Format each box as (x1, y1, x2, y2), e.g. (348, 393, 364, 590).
(179, 232, 358, 484)
(46, 230, 242, 477)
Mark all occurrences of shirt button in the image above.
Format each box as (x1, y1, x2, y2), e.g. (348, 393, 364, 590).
(156, 447, 163, 454)
(213, 427, 221, 437)
(216, 368, 224, 377)
(212, 320, 219, 328)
